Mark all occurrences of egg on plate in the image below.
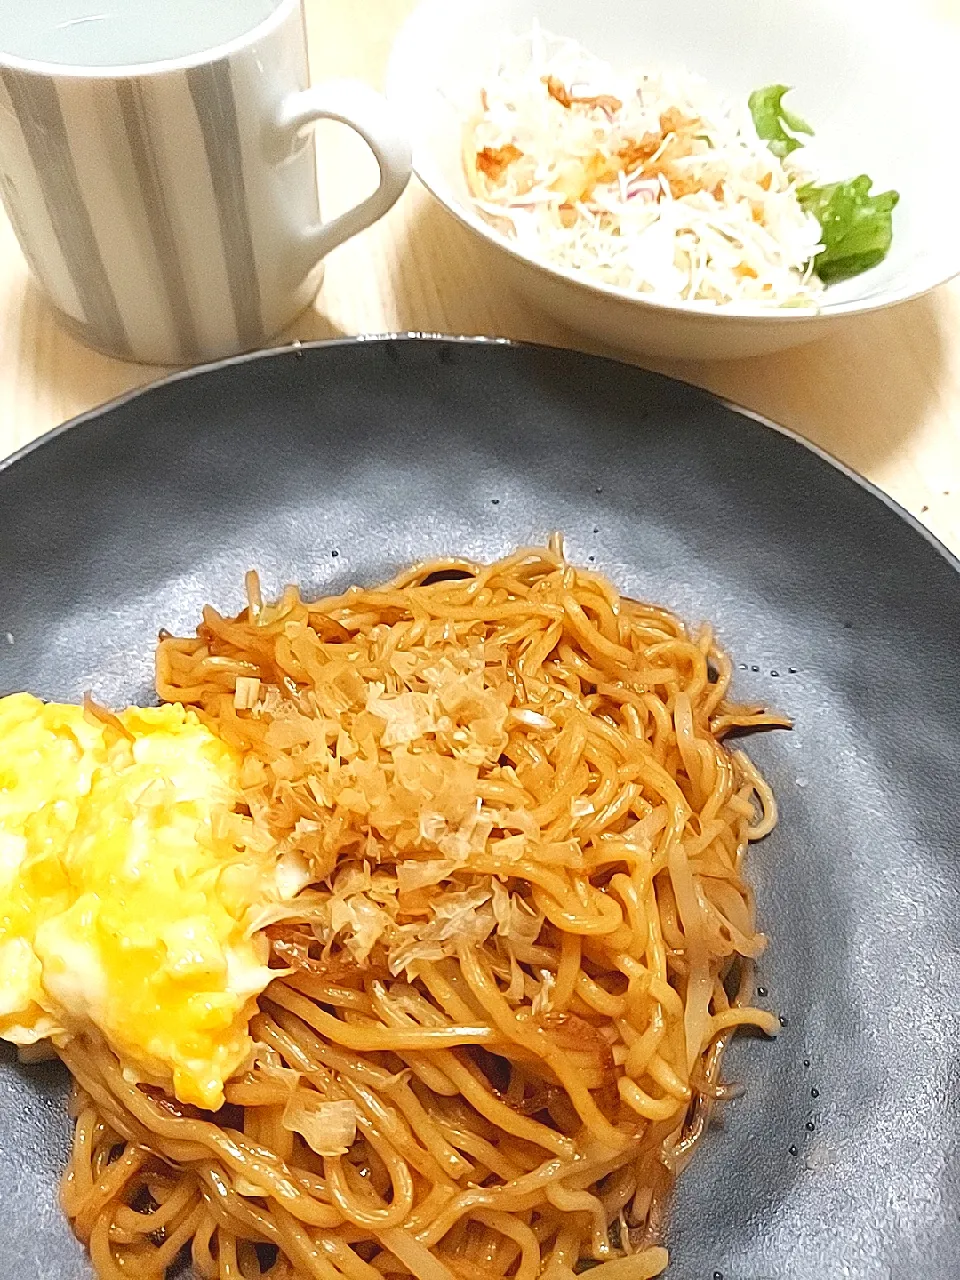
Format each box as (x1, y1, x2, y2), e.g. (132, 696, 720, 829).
(0, 692, 307, 1109)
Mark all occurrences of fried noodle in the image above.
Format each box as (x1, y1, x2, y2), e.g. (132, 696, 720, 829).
(59, 539, 786, 1279)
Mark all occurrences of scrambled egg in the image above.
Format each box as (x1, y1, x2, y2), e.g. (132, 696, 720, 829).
(0, 693, 291, 1110)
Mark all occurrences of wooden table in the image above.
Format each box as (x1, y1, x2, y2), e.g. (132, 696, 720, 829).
(1, 0, 957, 559)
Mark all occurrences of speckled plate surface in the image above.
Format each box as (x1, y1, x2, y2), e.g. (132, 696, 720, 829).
(1, 336, 958, 1280)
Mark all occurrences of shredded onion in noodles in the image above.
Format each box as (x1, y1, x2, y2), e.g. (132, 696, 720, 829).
(59, 539, 787, 1278)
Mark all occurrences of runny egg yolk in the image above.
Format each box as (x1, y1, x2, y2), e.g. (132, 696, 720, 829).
(0, 692, 281, 1110)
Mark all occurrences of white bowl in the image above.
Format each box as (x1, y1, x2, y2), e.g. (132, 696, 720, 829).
(387, 0, 960, 360)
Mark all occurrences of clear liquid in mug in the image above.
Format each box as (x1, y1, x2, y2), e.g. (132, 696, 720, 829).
(0, 0, 281, 67)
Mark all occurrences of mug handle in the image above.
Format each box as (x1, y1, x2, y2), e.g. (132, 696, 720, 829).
(274, 79, 412, 270)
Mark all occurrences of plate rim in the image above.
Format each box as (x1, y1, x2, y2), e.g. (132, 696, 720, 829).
(2, 331, 957, 583)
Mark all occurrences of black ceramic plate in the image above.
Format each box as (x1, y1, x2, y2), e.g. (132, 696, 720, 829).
(1, 337, 958, 1280)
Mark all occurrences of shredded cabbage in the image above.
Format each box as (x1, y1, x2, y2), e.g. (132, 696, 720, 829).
(281, 1094, 357, 1157)
(464, 27, 827, 307)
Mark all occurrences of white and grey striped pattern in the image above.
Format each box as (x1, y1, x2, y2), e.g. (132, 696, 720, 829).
(0, 0, 411, 364)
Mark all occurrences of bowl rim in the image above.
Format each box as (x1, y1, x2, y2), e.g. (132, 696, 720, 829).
(386, 0, 960, 325)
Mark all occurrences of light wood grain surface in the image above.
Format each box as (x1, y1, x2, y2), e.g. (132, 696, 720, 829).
(1, 0, 958, 559)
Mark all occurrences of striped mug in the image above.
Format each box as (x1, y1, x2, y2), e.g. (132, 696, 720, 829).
(0, 0, 411, 364)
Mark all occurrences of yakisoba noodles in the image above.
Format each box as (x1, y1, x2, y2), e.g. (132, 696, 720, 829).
(60, 539, 786, 1279)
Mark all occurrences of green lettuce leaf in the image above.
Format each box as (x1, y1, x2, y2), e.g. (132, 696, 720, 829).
(797, 176, 900, 284)
(748, 84, 813, 157)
